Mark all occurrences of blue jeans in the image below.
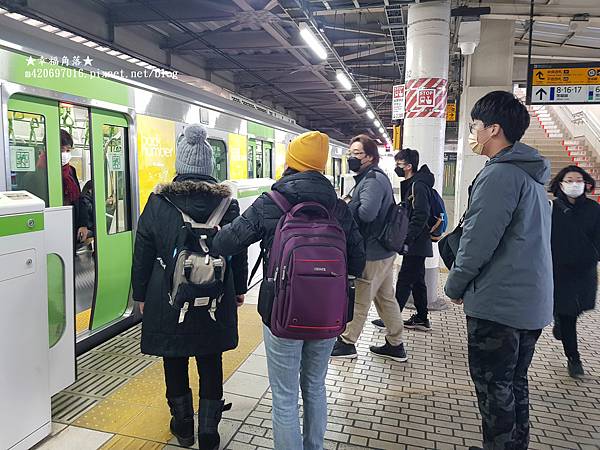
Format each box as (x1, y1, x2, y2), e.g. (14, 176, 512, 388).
(263, 325, 336, 450)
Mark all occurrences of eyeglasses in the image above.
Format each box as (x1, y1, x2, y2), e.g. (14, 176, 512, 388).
(469, 122, 492, 133)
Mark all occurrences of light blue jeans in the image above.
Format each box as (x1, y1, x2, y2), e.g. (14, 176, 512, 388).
(263, 325, 336, 450)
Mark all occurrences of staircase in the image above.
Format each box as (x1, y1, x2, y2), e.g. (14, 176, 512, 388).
(522, 105, 600, 202)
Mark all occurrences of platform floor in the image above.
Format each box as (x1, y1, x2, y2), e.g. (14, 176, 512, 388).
(35, 275, 600, 450)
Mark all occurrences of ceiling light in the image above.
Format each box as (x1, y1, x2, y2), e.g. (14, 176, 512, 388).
(373, 119, 381, 128)
(366, 110, 375, 120)
(299, 22, 327, 60)
(379, 126, 385, 133)
(355, 95, 366, 108)
(336, 70, 352, 91)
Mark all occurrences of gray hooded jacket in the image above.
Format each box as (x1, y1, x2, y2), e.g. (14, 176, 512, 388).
(445, 142, 553, 330)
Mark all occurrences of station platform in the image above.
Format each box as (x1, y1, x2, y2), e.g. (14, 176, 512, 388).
(34, 275, 600, 450)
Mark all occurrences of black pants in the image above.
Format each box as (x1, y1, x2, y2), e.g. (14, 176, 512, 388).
(467, 317, 542, 450)
(396, 255, 428, 319)
(163, 354, 223, 400)
(556, 314, 579, 361)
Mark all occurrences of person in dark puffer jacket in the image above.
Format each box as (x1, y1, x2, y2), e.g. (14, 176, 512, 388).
(132, 125, 248, 450)
(212, 131, 365, 450)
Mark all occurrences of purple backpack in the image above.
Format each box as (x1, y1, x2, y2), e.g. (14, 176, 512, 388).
(266, 191, 349, 340)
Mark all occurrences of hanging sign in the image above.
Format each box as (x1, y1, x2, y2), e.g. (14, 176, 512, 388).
(392, 84, 405, 120)
(405, 78, 448, 118)
(446, 102, 457, 121)
(107, 152, 124, 172)
(527, 62, 600, 105)
(10, 146, 35, 172)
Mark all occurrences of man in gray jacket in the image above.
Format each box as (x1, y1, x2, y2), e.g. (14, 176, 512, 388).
(331, 134, 407, 362)
(445, 91, 553, 450)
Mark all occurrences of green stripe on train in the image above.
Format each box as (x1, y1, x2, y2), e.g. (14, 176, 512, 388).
(0, 212, 44, 237)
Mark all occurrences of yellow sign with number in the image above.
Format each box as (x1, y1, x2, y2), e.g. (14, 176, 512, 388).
(532, 67, 600, 86)
(446, 102, 457, 122)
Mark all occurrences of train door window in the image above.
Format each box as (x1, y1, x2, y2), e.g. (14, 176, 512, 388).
(248, 139, 255, 178)
(7, 110, 49, 204)
(208, 138, 227, 182)
(262, 141, 273, 178)
(255, 140, 264, 178)
(103, 125, 131, 234)
(58, 103, 96, 335)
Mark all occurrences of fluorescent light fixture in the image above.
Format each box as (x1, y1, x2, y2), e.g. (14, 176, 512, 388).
(373, 119, 381, 128)
(6, 12, 26, 21)
(24, 18, 44, 27)
(378, 126, 385, 133)
(366, 110, 375, 120)
(355, 95, 366, 108)
(299, 22, 327, 60)
(336, 70, 352, 90)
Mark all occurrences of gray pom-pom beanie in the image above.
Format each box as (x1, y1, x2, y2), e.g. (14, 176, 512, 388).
(175, 124, 213, 176)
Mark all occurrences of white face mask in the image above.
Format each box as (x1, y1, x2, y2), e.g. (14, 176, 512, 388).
(561, 181, 585, 198)
(61, 152, 72, 166)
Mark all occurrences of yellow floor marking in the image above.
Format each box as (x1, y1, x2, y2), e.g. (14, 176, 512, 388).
(100, 435, 164, 450)
(72, 304, 263, 444)
(75, 308, 91, 334)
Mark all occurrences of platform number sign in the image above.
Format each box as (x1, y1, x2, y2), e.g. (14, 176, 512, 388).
(10, 146, 35, 172)
(527, 62, 600, 105)
(417, 88, 436, 107)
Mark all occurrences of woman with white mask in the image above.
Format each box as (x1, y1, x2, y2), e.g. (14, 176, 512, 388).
(549, 165, 600, 378)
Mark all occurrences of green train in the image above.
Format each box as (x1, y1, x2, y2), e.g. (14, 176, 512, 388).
(0, 25, 349, 353)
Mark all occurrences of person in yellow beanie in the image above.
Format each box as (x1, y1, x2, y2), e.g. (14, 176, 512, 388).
(286, 130, 329, 172)
(213, 130, 366, 450)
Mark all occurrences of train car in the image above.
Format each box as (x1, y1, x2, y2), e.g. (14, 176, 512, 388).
(0, 26, 349, 354)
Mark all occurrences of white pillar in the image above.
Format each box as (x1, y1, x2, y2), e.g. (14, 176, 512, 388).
(454, 19, 515, 223)
(403, 0, 451, 310)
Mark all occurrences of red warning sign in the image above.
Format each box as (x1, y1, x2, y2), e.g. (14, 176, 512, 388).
(405, 77, 448, 118)
(417, 88, 436, 107)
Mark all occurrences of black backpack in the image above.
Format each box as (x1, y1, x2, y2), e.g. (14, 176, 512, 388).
(377, 200, 410, 253)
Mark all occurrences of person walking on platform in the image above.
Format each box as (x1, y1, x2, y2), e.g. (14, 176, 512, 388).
(331, 134, 408, 361)
(132, 125, 248, 450)
(549, 165, 600, 378)
(444, 91, 553, 450)
(372, 148, 434, 332)
(212, 131, 366, 450)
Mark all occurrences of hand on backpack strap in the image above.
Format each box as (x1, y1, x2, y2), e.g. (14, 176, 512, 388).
(235, 295, 245, 307)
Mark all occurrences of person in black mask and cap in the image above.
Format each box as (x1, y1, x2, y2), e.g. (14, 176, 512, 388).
(331, 134, 408, 362)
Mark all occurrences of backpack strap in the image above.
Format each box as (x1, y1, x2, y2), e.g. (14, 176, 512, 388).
(267, 190, 292, 213)
(205, 197, 232, 228)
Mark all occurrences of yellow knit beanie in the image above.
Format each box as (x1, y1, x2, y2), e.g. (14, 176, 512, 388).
(286, 131, 329, 172)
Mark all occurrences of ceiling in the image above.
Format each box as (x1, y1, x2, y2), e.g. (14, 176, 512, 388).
(1, 0, 600, 142)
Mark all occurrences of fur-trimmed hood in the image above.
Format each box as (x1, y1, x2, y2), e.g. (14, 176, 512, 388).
(152, 178, 234, 224)
(154, 180, 231, 198)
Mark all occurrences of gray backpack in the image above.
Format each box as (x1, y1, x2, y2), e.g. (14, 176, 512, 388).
(161, 195, 232, 324)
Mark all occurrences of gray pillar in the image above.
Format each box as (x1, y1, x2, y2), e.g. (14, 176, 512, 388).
(454, 19, 515, 223)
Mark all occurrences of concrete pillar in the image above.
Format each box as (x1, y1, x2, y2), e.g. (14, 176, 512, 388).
(454, 19, 515, 223)
(402, 0, 451, 310)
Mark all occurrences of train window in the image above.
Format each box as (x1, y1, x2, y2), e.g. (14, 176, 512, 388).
(247, 140, 255, 178)
(103, 125, 131, 234)
(8, 110, 49, 204)
(208, 138, 227, 182)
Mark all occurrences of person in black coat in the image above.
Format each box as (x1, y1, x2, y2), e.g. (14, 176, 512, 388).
(132, 125, 248, 449)
(549, 165, 600, 378)
(212, 131, 365, 450)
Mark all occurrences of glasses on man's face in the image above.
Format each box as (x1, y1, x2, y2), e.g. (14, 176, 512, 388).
(469, 122, 492, 134)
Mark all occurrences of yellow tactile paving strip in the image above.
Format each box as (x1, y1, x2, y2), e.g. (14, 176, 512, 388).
(73, 304, 263, 448)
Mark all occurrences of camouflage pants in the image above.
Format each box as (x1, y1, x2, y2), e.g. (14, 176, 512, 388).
(467, 317, 542, 450)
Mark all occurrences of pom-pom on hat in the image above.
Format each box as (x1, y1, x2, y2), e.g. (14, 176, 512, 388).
(175, 124, 213, 176)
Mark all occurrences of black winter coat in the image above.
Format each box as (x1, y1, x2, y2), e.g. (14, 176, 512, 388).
(212, 171, 366, 327)
(132, 175, 248, 357)
(400, 165, 434, 257)
(551, 193, 600, 316)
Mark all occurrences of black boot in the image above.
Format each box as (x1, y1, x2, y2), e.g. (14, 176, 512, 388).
(167, 390, 195, 447)
(198, 399, 231, 450)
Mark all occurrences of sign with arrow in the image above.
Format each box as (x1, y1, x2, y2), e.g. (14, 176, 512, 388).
(527, 62, 600, 105)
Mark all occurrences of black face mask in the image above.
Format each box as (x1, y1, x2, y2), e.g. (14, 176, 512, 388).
(394, 167, 405, 178)
(348, 157, 363, 173)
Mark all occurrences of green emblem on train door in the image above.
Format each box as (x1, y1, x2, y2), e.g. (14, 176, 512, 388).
(10, 146, 35, 172)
